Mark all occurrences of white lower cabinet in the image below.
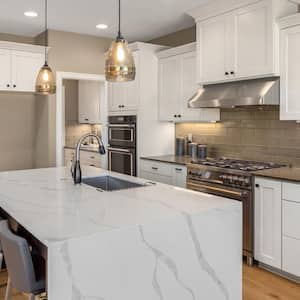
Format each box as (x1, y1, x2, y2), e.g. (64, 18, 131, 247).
(255, 177, 300, 278)
(64, 148, 102, 169)
(139, 159, 187, 188)
(254, 178, 282, 269)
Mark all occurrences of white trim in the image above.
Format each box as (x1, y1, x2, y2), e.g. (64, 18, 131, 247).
(156, 43, 196, 59)
(55, 72, 107, 167)
(0, 41, 48, 53)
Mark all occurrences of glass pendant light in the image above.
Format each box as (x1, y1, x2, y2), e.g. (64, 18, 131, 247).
(36, 0, 56, 94)
(105, 0, 135, 82)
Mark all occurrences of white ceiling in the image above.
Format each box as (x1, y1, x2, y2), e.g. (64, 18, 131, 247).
(0, 0, 210, 42)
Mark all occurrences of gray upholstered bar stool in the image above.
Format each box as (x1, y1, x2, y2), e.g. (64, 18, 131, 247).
(0, 220, 46, 300)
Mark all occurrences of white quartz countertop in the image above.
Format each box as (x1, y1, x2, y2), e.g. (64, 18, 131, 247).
(0, 167, 238, 246)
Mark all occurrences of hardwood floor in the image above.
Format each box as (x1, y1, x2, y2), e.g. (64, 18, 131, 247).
(0, 265, 299, 299)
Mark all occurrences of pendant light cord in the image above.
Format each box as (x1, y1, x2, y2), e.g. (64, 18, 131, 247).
(117, 0, 122, 40)
(45, 0, 48, 64)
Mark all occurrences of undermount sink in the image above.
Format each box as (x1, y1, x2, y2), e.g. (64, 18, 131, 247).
(82, 175, 146, 191)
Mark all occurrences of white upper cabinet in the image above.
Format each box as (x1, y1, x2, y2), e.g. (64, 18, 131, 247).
(108, 52, 139, 112)
(191, 0, 298, 85)
(0, 49, 11, 91)
(157, 43, 220, 122)
(233, 1, 273, 79)
(78, 80, 103, 124)
(11, 50, 44, 92)
(197, 14, 229, 83)
(158, 55, 181, 121)
(0, 42, 45, 92)
(279, 15, 300, 121)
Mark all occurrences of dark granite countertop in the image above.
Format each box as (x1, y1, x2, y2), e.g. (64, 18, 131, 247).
(140, 155, 193, 166)
(253, 167, 300, 183)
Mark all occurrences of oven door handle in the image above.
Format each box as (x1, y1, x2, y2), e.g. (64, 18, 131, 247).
(187, 182, 246, 198)
(108, 147, 132, 153)
(108, 124, 135, 128)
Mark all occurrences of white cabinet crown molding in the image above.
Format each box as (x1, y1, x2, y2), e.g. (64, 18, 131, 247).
(278, 13, 300, 29)
(0, 41, 48, 54)
(156, 43, 196, 59)
(129, 42, 168, 53)
(187, 0, 264, 22)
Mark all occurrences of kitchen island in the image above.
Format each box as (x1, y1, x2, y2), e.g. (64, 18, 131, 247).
(0, 167, 242, 300)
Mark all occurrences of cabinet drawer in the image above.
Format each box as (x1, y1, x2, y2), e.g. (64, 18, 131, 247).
(282, 182, 300, 203)
(139, 159, 172, 177)
(283, 200, 300, 240)
(283, 236, 300, 277)
(140, 170, 173, 185)
(80, 151, 101, 162)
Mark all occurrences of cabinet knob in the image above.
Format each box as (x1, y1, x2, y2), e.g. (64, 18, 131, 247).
(6, 84, 10, 88)
(13, 84, 16, 88)
(178, 114, 181, 118)
(225, 72, 229, 76)
(174, 115, 177, 118)
(255, 184, 260, 188)
(230, 71, 235, 75)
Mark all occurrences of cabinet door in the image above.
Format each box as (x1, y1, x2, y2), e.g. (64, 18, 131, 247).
(11, 50, 44, 92)
(180, 52, 202, 121)
(107, 52, 139, 112)
(78, 81, 101, 124)
(254, 178, 282, 269)
(280, 25, 300, 120)
(158, 56, 181, 121)
(172, 165, 187, 188)
(123, 52, 139, 111)
(0, 49, 11, 91)
(197, 14, 228, 84)
(233, 0, 273, 79)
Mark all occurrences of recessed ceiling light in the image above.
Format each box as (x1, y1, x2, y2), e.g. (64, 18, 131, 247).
(24, 11, 38, 18)
(96, 24, 108, 29)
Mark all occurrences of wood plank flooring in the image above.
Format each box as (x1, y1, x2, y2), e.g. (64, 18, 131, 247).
(0, 264, 299, 299)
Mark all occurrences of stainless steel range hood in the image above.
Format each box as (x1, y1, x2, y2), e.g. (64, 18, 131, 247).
(188, 77, 280, 108)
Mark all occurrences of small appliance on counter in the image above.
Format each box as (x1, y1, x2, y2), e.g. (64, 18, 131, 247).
(197, 144, 207, 160)
(188, 143, 198, 160)
(175, 137, 186, 156)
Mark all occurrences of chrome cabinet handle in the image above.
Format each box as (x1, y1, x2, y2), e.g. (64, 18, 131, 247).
(175, 168, 182, 171)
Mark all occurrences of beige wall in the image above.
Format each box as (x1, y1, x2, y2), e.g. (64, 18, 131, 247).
(0, 32, 35, 44)
(0, 93, 36, 170)
(34, 30, 112, 167)
(176, 107, 300, 166)
(149, 26, 196, 47)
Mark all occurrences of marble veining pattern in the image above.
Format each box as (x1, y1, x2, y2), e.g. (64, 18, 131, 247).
(0, 167, 242, 300)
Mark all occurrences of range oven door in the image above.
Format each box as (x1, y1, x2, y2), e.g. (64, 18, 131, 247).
(108, 124, 136, 148)
(187, 180, 253, 258)
(108, 147, 136, 176)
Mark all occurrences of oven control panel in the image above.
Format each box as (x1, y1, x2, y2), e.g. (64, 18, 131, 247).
(188, 168, 252, 189)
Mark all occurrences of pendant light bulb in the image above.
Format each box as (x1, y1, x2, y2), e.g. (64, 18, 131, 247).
(105, 0, 135, 82)
(36, 0, 56, 95)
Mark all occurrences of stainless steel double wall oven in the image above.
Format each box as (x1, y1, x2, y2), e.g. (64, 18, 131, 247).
(108, 115, 136, 176)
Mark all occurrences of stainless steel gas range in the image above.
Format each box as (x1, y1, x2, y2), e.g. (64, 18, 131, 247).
(187, 158, 284, 266)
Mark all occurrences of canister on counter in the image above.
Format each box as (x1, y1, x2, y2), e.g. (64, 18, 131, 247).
(197, 144, 207, 160)
(188, 142, 198, 160)
(175, 137, 186, 156)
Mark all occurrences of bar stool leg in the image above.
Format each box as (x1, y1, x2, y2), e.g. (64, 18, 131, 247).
(28, 294, 35, 300)
(0, 252, 3, 271)
(4, 277, 12, 300)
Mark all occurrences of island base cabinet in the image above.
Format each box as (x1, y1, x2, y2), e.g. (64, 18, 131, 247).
(283, 236, 300, 277)
(254, 178, 282, 269)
